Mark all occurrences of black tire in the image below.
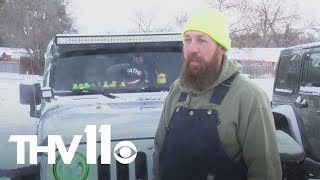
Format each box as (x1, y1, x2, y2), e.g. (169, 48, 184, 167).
(282, 162, 308, 180)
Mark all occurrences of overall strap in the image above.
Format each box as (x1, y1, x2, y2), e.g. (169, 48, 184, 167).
(210, 72, 240, 105)
(178, 92, 188, 103)
(165, 92, 188, 131)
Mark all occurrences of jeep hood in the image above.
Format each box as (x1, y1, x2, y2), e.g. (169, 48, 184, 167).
(39, 92, 166, 146)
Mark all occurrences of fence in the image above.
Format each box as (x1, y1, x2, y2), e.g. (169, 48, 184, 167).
(241, 64, 276, 79)
(0, 61, 20, 73)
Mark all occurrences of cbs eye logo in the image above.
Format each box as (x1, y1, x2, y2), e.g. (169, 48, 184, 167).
(114, 141, 137, 164)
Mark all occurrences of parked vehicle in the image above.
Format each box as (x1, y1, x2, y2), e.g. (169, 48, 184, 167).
(16, 33, 183, 180)
(272, 42, 320, 179)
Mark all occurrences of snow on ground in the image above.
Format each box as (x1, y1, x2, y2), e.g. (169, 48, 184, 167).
(0, 72, 42, 82)
(251, 78, 274, 101)
(0, 73, 42, 170)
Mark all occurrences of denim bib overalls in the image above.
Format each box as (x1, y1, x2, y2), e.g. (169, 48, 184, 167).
(159, 72, 247, 180)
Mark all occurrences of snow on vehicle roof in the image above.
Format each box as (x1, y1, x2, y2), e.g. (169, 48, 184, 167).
(283, 41, 320, 51)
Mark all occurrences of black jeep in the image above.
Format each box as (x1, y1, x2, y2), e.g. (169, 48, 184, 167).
(272, 42, 320, 179)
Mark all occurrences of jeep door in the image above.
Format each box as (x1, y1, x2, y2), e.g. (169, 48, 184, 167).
(273, 52, 302, 107)
(298, 48, 320, 162)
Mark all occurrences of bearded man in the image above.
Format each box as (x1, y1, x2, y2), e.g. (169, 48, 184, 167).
(153, 9, 282, 180)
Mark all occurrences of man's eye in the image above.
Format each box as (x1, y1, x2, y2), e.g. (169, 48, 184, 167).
(184, 38, 191, 43)
(199, 39, 208, 44)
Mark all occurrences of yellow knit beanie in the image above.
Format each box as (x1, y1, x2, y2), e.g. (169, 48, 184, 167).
(182, 9, 231, 50)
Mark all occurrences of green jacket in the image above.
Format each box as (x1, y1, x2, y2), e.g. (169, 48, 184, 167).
(153, 56, 282, 180)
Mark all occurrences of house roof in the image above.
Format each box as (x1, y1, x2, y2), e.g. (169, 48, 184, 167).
(0, 47, 29, 59)
(227, 48, 284, 62)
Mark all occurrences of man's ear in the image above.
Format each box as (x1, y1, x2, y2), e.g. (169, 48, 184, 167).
(218, 45, 227, 56)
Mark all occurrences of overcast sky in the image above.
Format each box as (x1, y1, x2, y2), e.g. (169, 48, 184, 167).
(68, 0, 319, 34)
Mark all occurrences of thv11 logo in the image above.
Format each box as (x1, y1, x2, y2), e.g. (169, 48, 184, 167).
(8, 125, 137, 165)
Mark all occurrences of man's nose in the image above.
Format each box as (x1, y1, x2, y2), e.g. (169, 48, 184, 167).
(187, 41, 200, 53)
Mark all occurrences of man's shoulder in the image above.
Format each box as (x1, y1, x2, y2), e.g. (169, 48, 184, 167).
(165, 79, 184, 101)
(169, 79, 182, 93)
(232, 74, 269, 100)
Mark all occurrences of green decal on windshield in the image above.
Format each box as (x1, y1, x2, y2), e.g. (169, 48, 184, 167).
(109, 81, 116, 88)
(72, 83, 79, 90)
(103, 81, 109, 88)
(84, 83, 90, 89)
(78, 84, 84, 89)
(120, 81, 126, 87)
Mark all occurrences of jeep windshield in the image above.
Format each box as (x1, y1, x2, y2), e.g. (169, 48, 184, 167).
(49, 47, 183, 95)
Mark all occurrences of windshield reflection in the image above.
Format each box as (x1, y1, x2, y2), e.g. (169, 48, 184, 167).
(50, 51, 183, 94)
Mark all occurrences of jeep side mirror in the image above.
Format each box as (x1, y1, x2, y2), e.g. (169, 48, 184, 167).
(294, 96, 308, 108)
(19, 83, 42, 118)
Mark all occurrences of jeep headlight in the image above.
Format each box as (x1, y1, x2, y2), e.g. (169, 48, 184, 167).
(53, 152, 89, 180)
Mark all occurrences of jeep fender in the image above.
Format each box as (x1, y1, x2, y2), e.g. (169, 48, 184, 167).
(0, 165, 40, 180)
(272, 105, 303, 149)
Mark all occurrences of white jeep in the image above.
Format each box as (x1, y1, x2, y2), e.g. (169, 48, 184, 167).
(16, 33, 183, 180)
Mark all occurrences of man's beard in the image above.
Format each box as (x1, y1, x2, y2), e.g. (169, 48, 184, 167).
(180, 51, 221, 90)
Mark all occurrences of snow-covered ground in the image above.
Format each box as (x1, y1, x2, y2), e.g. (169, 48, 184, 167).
(0, 73, 42, 171)
(251, 78, 275, 101)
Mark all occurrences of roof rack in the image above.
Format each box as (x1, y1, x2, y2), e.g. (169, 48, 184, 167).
(55, 32, 181, 45)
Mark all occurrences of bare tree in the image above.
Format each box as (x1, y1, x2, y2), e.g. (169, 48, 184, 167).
(308, 18, 320, 39)
(174, 0, 255, 45)
(174, 12, 189, 30)
(130, 9, 153, 33)
(205, 0, 254, 35)
(250, 0, 302, 47)
(0, 0, 4, 8)
(0, 0, 76, 72)
(129, 9, 173, 33)
(206, 0, 242, 12)
(230, 0, 312, 47)
(0, 0, 4, 10)
(0, 0, 6, 45)
(175, 0, 316, 47)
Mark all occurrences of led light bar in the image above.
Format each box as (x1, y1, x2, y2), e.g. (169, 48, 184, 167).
(56, 33, 182, 45)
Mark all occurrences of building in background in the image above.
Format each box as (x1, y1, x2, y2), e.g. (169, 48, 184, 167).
(227, 48, 283, 78)
(228, 48, 283, 65)
(0, 47, 40, 75)
(19, 56, 41, 75)
(0, 52, 12, 61)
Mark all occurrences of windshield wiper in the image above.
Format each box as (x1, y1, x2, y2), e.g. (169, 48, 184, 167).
(75, 88, 118, 99)
(55, 89, 118, 99)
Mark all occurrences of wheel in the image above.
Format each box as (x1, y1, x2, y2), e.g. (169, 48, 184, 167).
(282, 162, 308, 180)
